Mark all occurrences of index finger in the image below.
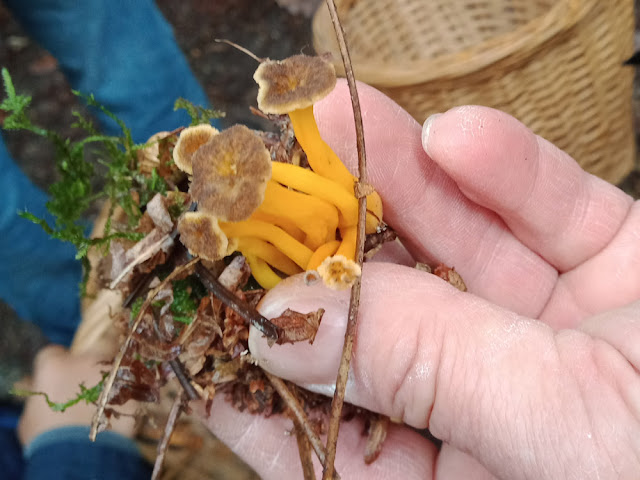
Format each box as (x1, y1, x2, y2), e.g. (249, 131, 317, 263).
(422, 105, 633, 273)
(315, 81, 556, 318)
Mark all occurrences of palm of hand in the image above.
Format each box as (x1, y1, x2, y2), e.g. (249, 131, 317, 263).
(203, 82, 640, 480)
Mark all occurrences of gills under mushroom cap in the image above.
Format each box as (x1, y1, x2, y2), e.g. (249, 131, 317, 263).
(190, 125, 272, 222)
(254, 54, 336, 114)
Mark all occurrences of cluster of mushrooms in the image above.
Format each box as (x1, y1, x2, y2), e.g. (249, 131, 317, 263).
(175, 55, 383, 290)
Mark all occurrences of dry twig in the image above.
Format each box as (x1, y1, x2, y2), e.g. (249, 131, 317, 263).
(294, 419, 317, 480)
(90, 257, 200, 440)
(194, 262, 282, 343)
(151, 392, 187, 480)
(263, 370, 338, 478)
(323, 0, 369, 478)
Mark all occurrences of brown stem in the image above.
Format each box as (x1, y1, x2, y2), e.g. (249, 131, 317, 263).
(90, 257, 200, 441)
(322, 1, 369, 478)
(294, 418, 317, 480)
(168, 358, 200, 401)
(194, 262, 282, 344)
(151, 392, 186, 480)
(263, 370, 340, 480)
(214, 39, 265, 63)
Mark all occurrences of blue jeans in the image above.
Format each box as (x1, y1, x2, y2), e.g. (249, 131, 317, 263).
(1, 0, 214, 347)
(1, 3, 214, 475)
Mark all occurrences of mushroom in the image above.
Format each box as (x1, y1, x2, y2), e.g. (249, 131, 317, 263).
(243, 254, 282, 291)
(177, 211, 230, 262)
(173, 124, 218, 174)
(236, 236, 301, 290)
(316, 254, 362, 290)
(259, 179, 339, 250)
(306, 239, 340, 271)
(254, 54, 383, 233)
(335, 226, 357, 261)
(270, 161, 358, 228)
(309, 227, 360, 290)
(190, 125, 271, 222)
(219, 218, 313, 270)
(250, 210, 306, 243)
(236, 237, 301, 276)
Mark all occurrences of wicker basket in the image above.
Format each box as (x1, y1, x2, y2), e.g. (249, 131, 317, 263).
(313, 0, 636, 184)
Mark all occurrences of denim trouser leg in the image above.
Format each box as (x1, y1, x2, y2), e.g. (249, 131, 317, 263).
(1, 0, 214, 347)
(5, 0, 213, 141)
(0, 137, 82, 347)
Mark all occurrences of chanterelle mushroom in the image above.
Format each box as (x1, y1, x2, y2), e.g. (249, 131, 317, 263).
(173, 124, 218, 175)
(190, 124, 271, 222)
(254, 54, 383, 234)
(254, 54, 336, 115)
(177, 211, 229, 262)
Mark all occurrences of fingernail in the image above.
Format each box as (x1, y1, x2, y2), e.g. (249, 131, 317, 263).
(249, 275, 350, 388)
(422, 113, 442, 156)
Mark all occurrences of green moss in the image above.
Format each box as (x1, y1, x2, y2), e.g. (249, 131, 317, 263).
(130, 296, 145, 320)
(174, 97, 225, 126)
(170, 276, 207, 324)
(11, 375, 106, 412)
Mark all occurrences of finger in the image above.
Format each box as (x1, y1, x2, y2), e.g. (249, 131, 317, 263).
(199, 396, 437, 480)
(315, 81, 557, 318)
(421, 105, 633, 272)
(541, 202, 640, 325)
(436, 445, 498, 480)
(251, 264, 640, 479)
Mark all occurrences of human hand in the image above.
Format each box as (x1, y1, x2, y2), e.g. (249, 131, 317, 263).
(17, 345, 137, 447)
(200, 80, 640, 479)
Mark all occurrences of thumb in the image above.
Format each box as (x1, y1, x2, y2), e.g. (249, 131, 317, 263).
(249, 262, 628, 479)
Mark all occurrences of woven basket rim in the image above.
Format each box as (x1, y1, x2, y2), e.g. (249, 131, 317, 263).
(313, 0, 598, 87)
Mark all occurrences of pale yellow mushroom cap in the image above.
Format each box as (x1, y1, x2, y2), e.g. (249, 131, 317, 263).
(177, 211, 229, 262)
(316, 254, 361, 290)
(190, 125, 272, 222)
(254, 55, 337, 115)
(173, 124, 219, 174)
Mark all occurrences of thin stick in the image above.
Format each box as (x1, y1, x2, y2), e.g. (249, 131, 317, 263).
(214, 39, 264, 63)
(263, 370, 340, 480)
(322, 1, 369, 478)
(151, 392, 185, 480)
(168, 358, 200, 401)
(195, 263, 282, 343)
(294, 418, 317, 480)
(90, 257, 200, 440)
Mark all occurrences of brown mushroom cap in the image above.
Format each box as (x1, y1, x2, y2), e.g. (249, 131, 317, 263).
(177, 211, 229, 262)
(254, 54, 337, 114)
(190, 124, 272, 222)
(173, 124, 219, 174)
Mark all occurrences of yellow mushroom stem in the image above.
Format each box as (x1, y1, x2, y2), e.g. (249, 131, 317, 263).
(220, 218, 313, 270)
(236, 237, 301, 276)
(250, 210, 306, 243)
(306, 239, 340, 271)
(259, 180, 339, 250)
(243, 254, 282, 290)
(336, 226, 357, 261)
(288, 105, 384, 233)
(270, 162, 357, 228)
